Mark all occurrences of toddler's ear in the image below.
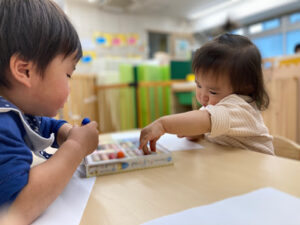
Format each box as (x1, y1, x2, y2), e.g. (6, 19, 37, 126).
(9, 54, 34, 88)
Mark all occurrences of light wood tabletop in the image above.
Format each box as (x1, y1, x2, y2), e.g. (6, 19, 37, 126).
(79, 133, 300, 225)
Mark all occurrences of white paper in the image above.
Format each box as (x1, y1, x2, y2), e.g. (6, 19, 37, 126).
(111, 130, 140, 140)
(32, 165, 96, 225)
(112, 132, 203, 152)
(141, 188, 300, 225)
(157, 133, 203, 151)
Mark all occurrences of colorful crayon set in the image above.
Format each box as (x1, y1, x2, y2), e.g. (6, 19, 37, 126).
(84, 137, 173, 177)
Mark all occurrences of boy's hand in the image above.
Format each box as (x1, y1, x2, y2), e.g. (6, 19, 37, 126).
(66, 121, 99, 157)
(56, 123, 73, 146)
(139, 120, 165, 154)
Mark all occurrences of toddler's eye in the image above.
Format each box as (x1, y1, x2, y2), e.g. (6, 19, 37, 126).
(210, 91, 217, 95)
(196, 84, 201, 88)
(67, 74, 71, 78)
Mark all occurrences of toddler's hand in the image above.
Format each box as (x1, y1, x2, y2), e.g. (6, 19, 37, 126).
(139, 120, 165, 155)
(67, 121, 99, 157)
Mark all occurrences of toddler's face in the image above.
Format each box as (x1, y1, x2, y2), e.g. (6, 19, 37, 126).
(195, 72, 233, 107)
(29, 52, 78, 117)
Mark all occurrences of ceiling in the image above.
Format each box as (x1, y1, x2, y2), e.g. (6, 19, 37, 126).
(66, 0, 300, 32)
(70, 0, 237, 20)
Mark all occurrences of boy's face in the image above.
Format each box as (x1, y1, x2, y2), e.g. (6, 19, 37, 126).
(195, 72, 233, 107)
(29, 53, 78, 117)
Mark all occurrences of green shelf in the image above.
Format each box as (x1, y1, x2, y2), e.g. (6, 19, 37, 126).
(175, 92, 194, 105)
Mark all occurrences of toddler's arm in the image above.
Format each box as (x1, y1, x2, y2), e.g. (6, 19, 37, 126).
(139, 110, 211, 153)
(6, 121, 99, 224)
(178, 134, 205, 142)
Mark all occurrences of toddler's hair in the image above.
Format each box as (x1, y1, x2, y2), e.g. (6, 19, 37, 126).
(192, 33, 269, 110)
(0, 0, 82, 88)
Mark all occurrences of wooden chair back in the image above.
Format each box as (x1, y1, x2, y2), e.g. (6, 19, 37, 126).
(273, 135, 300, 160)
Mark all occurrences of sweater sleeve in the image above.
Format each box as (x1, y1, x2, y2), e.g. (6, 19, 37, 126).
(205, 95, 265, 138)
(205, 105, 231, 137)
(39, 117, 67, 148)
(0, 113, 32, 206)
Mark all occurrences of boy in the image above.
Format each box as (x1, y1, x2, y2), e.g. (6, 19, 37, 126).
(0, 0, 99, 223)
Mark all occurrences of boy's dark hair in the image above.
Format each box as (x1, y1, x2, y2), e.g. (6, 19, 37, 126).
(192, 33, 269, 110)
(294, 43, 300, 53)
(0, 0, 82, 88)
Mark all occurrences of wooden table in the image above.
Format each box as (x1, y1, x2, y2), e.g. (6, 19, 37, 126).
(79, 133, 300, 225)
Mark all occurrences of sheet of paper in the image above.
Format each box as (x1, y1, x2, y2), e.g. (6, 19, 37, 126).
(111, 130, 140, 140)
(157, 133, 203, 151)
(112, 132, 203, 152)
(32, 165, 96, 225)
(141, 188, 300, 225)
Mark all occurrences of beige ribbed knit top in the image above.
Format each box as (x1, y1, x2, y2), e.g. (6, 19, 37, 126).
(202, 94, 274, 155)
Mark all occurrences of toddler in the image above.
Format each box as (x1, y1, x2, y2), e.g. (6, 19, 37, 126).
(139, 33, 274, 156)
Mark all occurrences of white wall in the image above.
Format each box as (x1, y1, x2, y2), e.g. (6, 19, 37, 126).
(65, 0, 193, 57)
(66, 2, 192, 35)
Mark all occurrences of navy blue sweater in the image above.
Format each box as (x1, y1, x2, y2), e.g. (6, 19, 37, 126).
(0, 97, 66, 205)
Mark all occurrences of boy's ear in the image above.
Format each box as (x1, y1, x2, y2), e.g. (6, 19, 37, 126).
(9, 54, 34, 88)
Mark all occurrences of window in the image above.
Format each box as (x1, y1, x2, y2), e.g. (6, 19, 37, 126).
(231, 28, 244, 35)
(262, 18, 280, 30)
(148, 32, 169, 59)
(249, 18, 280, 34)
(252, 34, 283, 58)
(249, 23, 263, 34)
(289, 12, 300, 24)
(286, 29, 300, 54)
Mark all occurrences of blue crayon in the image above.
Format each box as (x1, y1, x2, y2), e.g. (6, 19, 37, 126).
(81, 117, 91, 125)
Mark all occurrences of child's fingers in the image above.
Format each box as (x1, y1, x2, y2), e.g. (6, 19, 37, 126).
(150, 139, 158, 152)
(139, 134, 148, 150)
(86, 121, 98, 128)
(142, 145, 151, 155)
(139, 134, 152, 154)
(81, 121, 98, 132)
